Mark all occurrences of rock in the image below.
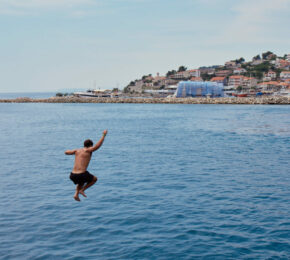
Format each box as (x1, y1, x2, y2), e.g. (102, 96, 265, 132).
(0, 96, 290, 105)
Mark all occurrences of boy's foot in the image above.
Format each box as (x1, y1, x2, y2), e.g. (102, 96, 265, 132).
(79, 190, 87, 197)
(74, 195, 81, 201)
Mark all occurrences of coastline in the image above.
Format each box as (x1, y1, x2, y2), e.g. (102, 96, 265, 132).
(0, 96, 290, 105)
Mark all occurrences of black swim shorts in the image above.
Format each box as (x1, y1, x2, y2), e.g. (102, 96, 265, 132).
(70, 171, 94, 185)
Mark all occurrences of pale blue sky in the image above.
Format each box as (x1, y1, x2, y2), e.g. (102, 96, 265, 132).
(0, 0, 289, 92)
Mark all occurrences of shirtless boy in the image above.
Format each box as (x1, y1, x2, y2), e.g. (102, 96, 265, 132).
(65, 130, 108, 201)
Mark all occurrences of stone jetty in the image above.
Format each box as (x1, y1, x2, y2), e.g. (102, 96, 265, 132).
(0, 96, 290, 105)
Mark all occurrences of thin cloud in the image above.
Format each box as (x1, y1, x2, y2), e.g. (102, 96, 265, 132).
(210, 0, 290, 45)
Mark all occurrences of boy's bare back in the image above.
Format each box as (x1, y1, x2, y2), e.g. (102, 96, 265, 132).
(72, 148, 93, 173)
(65, 130, 108, 174)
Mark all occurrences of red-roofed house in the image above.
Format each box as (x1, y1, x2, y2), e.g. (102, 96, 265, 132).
(210, 76, 227, 85)
(257, 81, 283, 92)
(242, 77, 257, 88)
(263, 70, 277, 81)
(279, 82, 290, 88)
(199, 68, 215, 75)
(228, 75, 244, 87)
(153, 73, 166, 86)
(275, 59, 290, 69)
(187, 69, 200, 78)
(280, 71, 290, 80)
(215, 70, 231, 77)
(190, 77, 203, 81)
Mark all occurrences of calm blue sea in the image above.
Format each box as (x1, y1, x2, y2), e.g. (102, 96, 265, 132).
(0, 103, 289, 259)
(0, 92, 56, 99)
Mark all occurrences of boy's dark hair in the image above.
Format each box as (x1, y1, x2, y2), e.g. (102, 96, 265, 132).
(84, 139, 93, 148)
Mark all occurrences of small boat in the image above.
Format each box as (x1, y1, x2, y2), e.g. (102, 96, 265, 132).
(232, 93, 247, 97)
(74, 90, 98, 97)
(74, 89, 112, 98)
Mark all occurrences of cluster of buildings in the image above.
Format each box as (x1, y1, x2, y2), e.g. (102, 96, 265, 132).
(125, 52, 290, 97)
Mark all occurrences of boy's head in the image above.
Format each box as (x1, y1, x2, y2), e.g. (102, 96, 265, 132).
(84, 139, 93, 148)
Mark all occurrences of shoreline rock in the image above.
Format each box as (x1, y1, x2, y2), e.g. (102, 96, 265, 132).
(0, 96, 290, 105)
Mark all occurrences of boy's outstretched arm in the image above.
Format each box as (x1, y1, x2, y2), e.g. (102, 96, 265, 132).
(88, 130, 108, 153)
(65, 149, 76, 155)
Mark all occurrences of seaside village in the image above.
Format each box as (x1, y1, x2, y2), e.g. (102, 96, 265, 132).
(74, 51, 290, 98)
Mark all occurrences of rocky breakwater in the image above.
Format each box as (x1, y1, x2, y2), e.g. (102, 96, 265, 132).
(0, 96, 290, 104)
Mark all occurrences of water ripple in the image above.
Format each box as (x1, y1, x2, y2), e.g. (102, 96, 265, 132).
(0, 104, 289, 259)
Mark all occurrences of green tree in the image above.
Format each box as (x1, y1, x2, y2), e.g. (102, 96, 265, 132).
(166, 70, 176, 77)
(236, 57, 245, 64)
(144, 79, 152, 83)
(254, 61, 270, 73)
(255, 71, 263, 79)
(215, 66, 227, 71)
(253, 54, 261, 60)
(141, 74, 151, 80)
(201, 73, 213, 81)
(178, 66, 187, 72)
(241, 63, 250, 69)
(262, 51, 273, 59)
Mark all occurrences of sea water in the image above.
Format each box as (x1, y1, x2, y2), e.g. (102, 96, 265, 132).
(0, 92, 56, 99)
(0, 103, 289, 259)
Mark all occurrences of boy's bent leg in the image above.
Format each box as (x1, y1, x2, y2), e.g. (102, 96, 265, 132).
(82, 176, 97, 193)
(74, 184, 83, 201)
(79, 187, 87, 197)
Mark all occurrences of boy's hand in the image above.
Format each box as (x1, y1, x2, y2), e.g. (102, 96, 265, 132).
(103, 130, 108, 136)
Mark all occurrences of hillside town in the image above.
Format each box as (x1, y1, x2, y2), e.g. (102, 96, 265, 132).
(123, 51, 290, 97)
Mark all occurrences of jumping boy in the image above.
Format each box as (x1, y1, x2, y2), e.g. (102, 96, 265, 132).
(65, 130, 108, 201)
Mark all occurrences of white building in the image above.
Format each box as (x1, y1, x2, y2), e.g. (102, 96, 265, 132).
(263, 70, 277, 81)
(170, 69, 200, 79)
(266, 70, 277, 79)
(233, 68, 247, 74)
(242, 77, 257, 88)
(186, 69, 201, 78)
(280, 71, 290, 80)
(251, 59, 264, 65)
(228, 75, 244, 87)
(225, 61, 237, 67)
(170, 72, 186, 79)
